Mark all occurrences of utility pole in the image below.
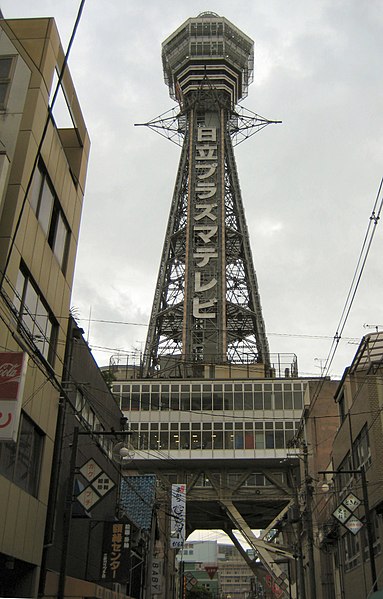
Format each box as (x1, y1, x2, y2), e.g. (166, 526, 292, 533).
(360, 466, 378, 593)
(303, 442, 317, 599)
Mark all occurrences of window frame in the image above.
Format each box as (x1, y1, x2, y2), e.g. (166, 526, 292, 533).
(353, 424, 371, 472)
(0, 55, 16, 110)
(30, 160, 71, 272)
(0, 412, 44, 496)
(14, 264, 58, 365)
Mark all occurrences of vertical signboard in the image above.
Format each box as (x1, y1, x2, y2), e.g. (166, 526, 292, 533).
(101, 521, 131, 583)
(0, 352, 28, 441)
(192, 127, 219, 322)
(170, 483, 186, 548)
(151, 558, 163, 595)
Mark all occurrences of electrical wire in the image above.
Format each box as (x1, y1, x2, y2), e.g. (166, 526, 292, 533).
(311, 176, 383, 399)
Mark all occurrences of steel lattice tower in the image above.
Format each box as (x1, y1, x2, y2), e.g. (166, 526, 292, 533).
(143, 12, 277, 378)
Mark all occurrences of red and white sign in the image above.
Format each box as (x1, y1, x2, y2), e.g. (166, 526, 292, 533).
(204, 565, 218, 579)
(0, 352, 28, 441)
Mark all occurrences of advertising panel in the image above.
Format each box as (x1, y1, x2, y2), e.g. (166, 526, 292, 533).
(170, 483, 186, 548)
(101, 521, 131, 583)
(0, 352, 28, 441)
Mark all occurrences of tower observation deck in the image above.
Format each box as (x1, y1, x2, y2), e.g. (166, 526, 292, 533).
(143, 11, 273, 378)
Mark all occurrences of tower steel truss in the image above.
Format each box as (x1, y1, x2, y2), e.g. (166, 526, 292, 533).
(143, 13, 279, 377)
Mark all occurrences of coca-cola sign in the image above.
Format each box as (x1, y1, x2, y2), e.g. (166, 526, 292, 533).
(0, 352, 28, 441)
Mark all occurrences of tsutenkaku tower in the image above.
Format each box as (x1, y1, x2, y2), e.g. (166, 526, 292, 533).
(143, 12, 276, 377)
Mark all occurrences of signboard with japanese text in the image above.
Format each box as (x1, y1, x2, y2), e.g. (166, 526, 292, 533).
(0, 352, 28, 441)
(76, 458, 115, 510)
(80, 458, 101, 482)
(170, 483, 186, 548)
(333, 504, 352, 524)
(333, 492, 364, 535)
(101, 521, 131, 583)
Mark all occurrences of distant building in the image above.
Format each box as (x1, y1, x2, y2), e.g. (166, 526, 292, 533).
(0, 15, 89, 597)
(178, 540, 261, 598)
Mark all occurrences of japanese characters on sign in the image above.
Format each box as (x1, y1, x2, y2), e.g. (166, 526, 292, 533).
(192, 127, 218, 321)
(101, 521, 131, 583)
(77, 459, 116, 510)
(170, 483, 186, 548)
(333, 492, 364, 536)
(0, 352, 28, 442)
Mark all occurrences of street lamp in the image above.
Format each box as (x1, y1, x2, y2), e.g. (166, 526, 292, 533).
(318, 466, 378, 594)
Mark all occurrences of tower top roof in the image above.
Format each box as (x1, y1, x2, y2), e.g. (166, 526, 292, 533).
(162, 13, 254, 106)
(197, 11, 220, 18)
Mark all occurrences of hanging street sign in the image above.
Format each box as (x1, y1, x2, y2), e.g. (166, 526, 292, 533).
(77, 458, 116, 509)
(343, 492, 362, 512)
(333, 491, 364, 534)
(77, 486, 101, 510)
(92, 473, 115, 496)
(80, 458, 102, 482)
(333, 505, 352, 524)
(345, 515, 364, 535)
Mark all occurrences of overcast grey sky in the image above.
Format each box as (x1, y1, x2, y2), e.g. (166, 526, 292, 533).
(4, 0, 383, 379)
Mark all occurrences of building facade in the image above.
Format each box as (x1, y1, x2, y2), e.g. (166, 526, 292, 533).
(41, 317, 139, 599)
(0, 16, 89, 597)
(302, 333, 383, 599)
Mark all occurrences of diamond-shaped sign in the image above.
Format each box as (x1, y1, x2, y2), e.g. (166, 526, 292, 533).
(343, 492, 361, 512)
(345, 515, 364, 535)
(333, 504, 352, 524)
(92, 473, 115, 496)
(80, 458, 102, 482)
(77, 486, 101, 510)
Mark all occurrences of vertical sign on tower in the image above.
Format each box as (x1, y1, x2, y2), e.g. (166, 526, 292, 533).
(170, 483, 186, 548)
(0, 352, 28, 442)
(192, 127, 218, 321)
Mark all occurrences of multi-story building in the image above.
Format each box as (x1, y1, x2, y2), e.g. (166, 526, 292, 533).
(317, 332, 383, 598)
(0, 16, 89, 597)
(179, 541, 253, 598)
(41, 317, 141, 599)
(218, 544, 254, 599)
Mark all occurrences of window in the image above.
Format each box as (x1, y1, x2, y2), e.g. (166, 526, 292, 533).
(338, 391, 346, 423)
(363, 511, 381, 559)
(0, 412, 44, 496)
(0, 56, 15, 109)
(30, 161, 70, 271)
(344, 532, 360, 571)
(353, 424, 371, 471)
(14, 266, 58, 365)
(338, 453, 353, 497)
